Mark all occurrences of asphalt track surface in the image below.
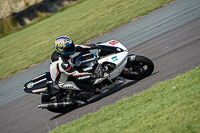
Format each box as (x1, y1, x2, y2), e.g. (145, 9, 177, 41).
(1, 0, 200, 132)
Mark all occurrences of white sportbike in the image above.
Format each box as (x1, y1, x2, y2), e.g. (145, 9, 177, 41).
(23, 40, 154, 113)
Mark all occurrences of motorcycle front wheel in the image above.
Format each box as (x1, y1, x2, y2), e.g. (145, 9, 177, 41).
(41, 95, 78, 113)
(121, 55, 154, 80)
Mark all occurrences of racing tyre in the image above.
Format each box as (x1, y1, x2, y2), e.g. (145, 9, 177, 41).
(121, 55, 154, 80)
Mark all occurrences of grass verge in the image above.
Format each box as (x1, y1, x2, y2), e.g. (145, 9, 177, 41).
(50, 66, 200, 133)
(0, 0, 175, 80)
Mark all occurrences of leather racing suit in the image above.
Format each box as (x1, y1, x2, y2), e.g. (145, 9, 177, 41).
(50, 44, 100, 97)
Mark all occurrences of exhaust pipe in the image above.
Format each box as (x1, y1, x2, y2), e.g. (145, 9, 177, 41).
(38, 102, 75, 109)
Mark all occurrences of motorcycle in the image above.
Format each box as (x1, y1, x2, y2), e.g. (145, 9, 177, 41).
(23, 40, 154, 113)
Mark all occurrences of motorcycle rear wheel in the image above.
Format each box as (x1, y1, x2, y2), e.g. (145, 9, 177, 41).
(41, 95, 78, 113)
(121, 55, 154, 80)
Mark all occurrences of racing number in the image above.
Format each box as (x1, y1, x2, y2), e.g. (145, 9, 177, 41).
(109, 41, 118, 45)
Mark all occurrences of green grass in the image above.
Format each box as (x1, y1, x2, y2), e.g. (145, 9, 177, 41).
(50, 66, 200, 133)
(0, 0, 81, 37)
(0, 0, 43, 18)
(0, 0, 175, 80)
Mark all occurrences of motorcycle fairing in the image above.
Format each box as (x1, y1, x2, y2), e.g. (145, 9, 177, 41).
(98, 48, 128, 79)
(23, 72, 49, 94)
(98, 45, 124, 57)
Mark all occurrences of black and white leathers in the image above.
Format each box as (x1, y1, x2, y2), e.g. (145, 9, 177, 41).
(50, 45, 98, 89)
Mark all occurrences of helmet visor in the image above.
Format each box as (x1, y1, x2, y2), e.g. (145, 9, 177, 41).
(64, 41, 75, 52)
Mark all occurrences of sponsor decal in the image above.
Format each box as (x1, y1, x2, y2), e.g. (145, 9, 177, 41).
(27, 82, 33, 88)
(83, 67, 93, 71)
(112, 56, 118, 61)
(78, 75, 90, 80)
(27, 78, 47, 89)
(63, 84, 74, 89)
(32, 88, 47, 93)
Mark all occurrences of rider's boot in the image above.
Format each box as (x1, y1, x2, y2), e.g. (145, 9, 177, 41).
(69, 91, 89, 104)
(78, 91, 94, 99)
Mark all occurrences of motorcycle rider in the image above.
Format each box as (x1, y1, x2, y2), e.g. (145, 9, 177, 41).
(50, 36, 104, 99)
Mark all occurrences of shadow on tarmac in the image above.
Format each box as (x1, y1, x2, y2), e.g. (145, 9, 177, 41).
(49, 72, 159, 120)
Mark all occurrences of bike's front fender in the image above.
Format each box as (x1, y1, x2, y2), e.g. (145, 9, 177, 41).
(126, 54, 136, 67)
